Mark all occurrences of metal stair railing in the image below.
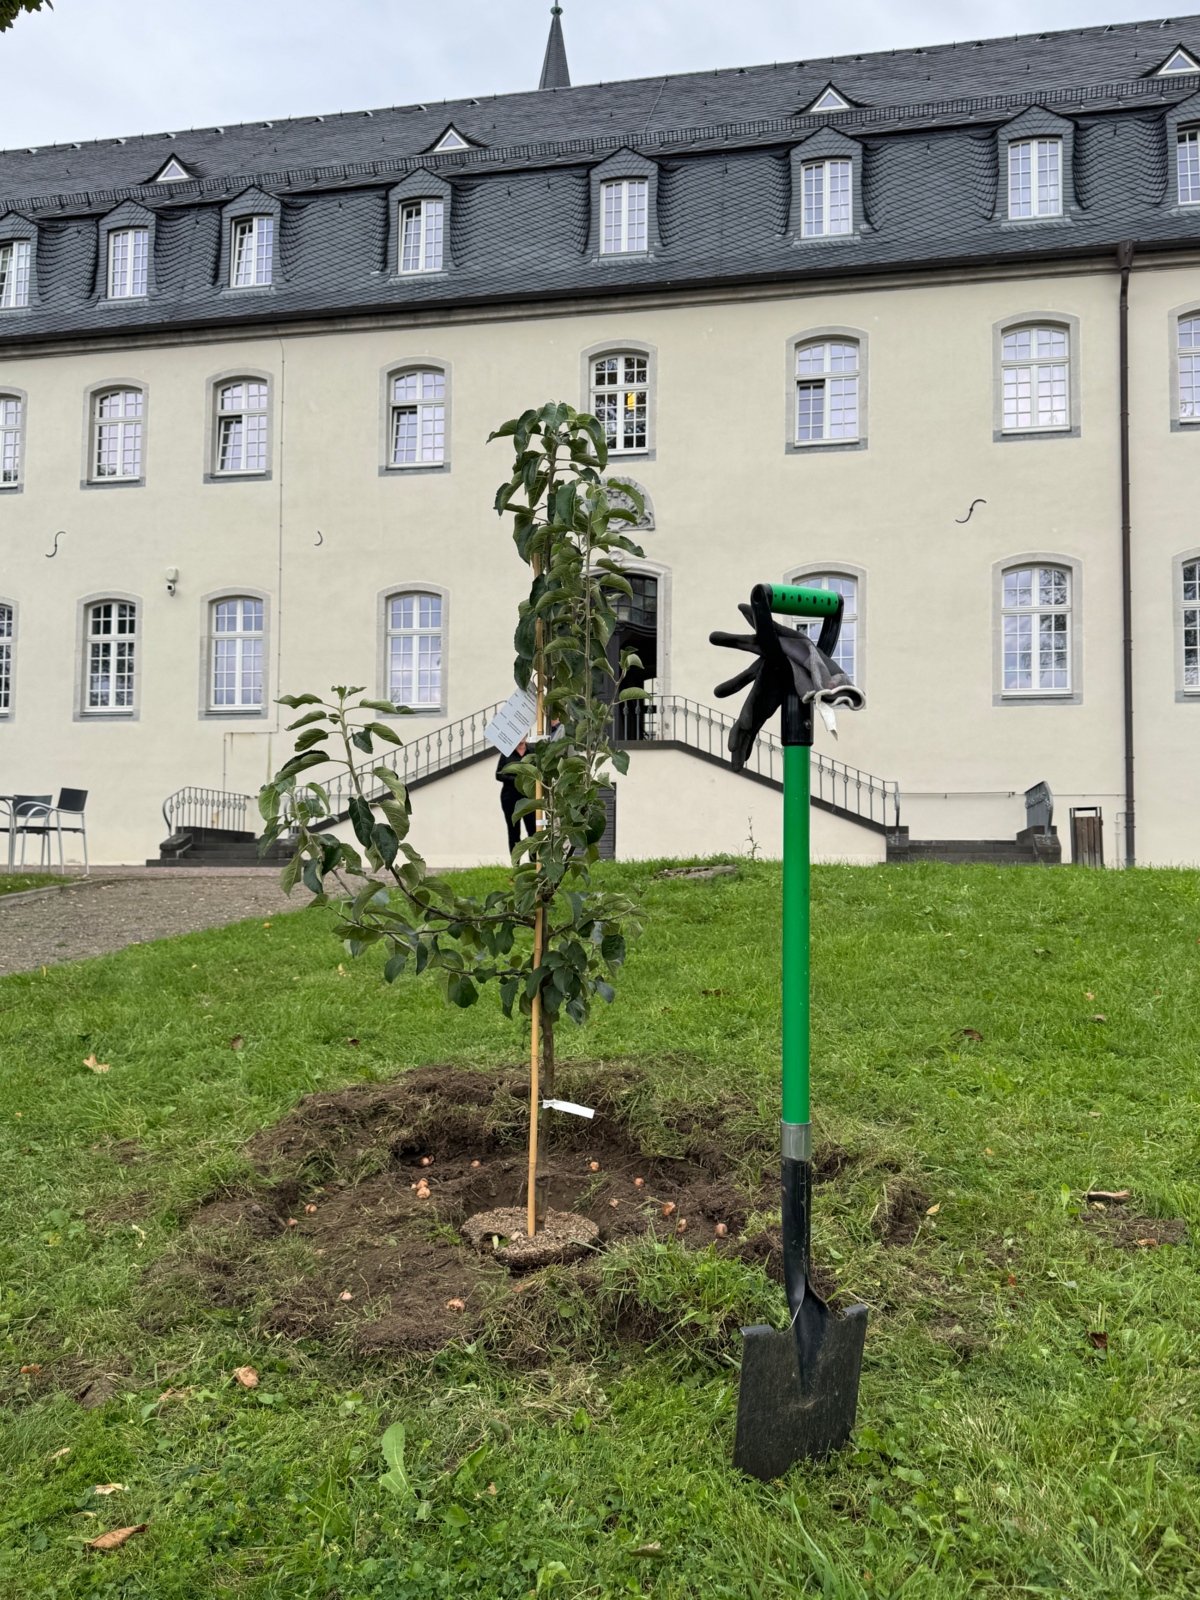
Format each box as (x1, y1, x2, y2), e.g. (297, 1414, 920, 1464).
(162, 786, 251, 836)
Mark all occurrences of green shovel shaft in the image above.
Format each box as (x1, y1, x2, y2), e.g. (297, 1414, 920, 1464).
(782, 742, 811, 1127)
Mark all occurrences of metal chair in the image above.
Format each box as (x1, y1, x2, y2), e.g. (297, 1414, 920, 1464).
(0, 796, 14, 871)
(12, 795, 54, 870)
(51, 789, 89, 875)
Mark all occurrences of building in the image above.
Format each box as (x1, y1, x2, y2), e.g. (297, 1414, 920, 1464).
(2, 11, 1200, 868)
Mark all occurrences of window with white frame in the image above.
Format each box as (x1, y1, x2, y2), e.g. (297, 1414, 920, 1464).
(390, 370, 445, 466)
(591, 354, 648, 453)
(795, 340, 859, 443)
(601, 179, 648, 254)
(210, 597, 264, 709)
(387, 592, 442, 708)
(85, 601, 137, 711)
(230, 216, 274, 287)
(1179, 130, 1200, 204)
(1002, 566, 1071, 693)
(92, 388, 144, 479)
(215, 381, 269, 474)
(0, 603, 12, 713)
(1002, 326, 1069, 431)
(802, 160, 852, 237)
(1181, 317, 1200, 422)
(1, 394, 22, 485)
(0, 239, 31, 309)
(1008, 140, 1062, 218)
(399, 199, 444, 273)
(794, 575, 858, 681)
(1183, 562, 1200, 690)
(107, 227, 149, 298)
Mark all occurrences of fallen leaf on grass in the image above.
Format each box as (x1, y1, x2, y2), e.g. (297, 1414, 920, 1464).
(1136, 1237, 1159, 1249)
(49, 1447, 71, 1461)
(925, 1203, 941, 1216)
(82, 1055, 110, 1073)
(86, 1525, 147, 1552)
(632, 1542, 664, 1559)
(229, 1036, 244, 1051)
(956, 1028, 984, 1043)
(232, 1366, 258, 1388)
(1089, 1015, 1108, 1024)
(1088, 1331, 1109, 1350)
(1086, 1189, 1131, 1203)
(1006, 1273, 1017, 1287)
(92, 1484, 125, 1496)
(1085, 991, 1095, 1000)
(985, 1148, 994, 1155)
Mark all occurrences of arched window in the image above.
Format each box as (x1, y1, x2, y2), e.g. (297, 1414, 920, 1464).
(399, 199, 444, 273)
(91, 388, 143, 480)
(214, 379, 269, 474)
(389, 369, 445, 466)
(591, 354, 648, 454)
(1, 393, 23, 485)
(1179, 316, 1199, 423)
(210, 597, 264, 709)
(794, 574, 858, 682)
(387, 592, 443, 709)
(795, 340, 859, 443)
(1001, 326, 1068, 432)
(1182, 562, 1200, 690)
(0, 602, 13, 714)
(1001, 566, 1071, 694)
(85, 600, 137, 711)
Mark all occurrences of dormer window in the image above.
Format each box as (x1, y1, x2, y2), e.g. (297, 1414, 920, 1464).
(1008, 139, 1061, 218)
(802, 160, 852, 237)
(108, 228, 148, 298)
(400, 199, 444, 273)
(601, 179, 647, 254)
(0, 239, 30, 309)
(1157, 46, 1200, 75)
(231, 216, 274, 287)
(432, 128, 469, 152)
(152, 157, 192, 183)
(805, 85, 850, 114)
(1179, 130, 1200, 204)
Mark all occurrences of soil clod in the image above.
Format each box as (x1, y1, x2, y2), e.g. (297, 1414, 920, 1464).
(462, 1207, 600, 1269)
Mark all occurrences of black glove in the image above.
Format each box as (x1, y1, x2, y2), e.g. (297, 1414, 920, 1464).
(710, 600, 864, 772)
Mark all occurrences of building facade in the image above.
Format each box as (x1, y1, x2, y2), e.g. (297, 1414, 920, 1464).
(2, 15, 1200, 866)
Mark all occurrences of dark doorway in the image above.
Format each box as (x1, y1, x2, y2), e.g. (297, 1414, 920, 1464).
(608, 574, 658, 741)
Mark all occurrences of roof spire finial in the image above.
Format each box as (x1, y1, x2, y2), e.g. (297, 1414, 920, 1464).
(539, 3, 570, 91)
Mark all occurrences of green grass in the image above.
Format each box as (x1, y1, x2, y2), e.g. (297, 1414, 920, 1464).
(3, 859, 1200, 1598)
(0, 873, 65, 896)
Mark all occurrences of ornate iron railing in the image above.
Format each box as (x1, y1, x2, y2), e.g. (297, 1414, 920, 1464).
(161, 785, 251, 836)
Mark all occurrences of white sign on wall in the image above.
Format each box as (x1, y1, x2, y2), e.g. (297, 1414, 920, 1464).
(484, 685, 538, 756)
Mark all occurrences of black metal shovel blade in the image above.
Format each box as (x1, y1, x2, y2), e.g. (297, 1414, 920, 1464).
(733, 1301, 868, 1480)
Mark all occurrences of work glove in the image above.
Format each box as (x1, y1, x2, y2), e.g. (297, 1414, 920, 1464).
(710, 604, 864, 772)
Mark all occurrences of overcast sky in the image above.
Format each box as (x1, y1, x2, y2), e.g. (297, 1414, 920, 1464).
(0, 0, 1183, 150)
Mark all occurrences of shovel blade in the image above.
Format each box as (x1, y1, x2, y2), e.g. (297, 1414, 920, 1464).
(733, 1304, 868, 1480)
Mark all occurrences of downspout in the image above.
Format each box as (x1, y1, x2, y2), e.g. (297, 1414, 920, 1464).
(1117, 241, 1135, 868)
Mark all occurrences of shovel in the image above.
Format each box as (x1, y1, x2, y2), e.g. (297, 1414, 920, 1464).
(711, 582, 868, 1480)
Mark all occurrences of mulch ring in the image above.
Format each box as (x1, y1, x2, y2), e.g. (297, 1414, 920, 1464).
(178, 1065, 772, 1357)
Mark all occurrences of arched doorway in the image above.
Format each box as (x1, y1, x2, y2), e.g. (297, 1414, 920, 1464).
(608, 573, 659, 741)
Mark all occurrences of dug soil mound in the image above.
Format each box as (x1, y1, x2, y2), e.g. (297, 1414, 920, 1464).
(181, 1065, 769, 1356)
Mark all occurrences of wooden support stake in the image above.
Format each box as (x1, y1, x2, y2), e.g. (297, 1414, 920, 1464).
(526, 555, 547, 1239)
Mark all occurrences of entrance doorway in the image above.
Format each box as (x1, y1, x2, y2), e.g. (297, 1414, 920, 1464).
(608, 573, 658, 741)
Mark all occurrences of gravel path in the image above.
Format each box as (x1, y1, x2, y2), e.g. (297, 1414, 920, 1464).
(0, 875, 304, 977)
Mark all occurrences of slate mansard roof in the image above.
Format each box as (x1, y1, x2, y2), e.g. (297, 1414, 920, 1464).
(2, 13, 1200, 346)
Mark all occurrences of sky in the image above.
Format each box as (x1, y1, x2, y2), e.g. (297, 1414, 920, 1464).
(0, 0, 1186, 151)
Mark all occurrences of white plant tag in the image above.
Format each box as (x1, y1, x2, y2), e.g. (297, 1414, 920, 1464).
(818, 702, 838, 738)
(484, 686, 538, 756)
(542, 1099, 595, 1119)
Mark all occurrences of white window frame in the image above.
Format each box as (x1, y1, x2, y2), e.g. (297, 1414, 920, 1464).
(1180, 131, 1200, 206)
(399, 199, 444, 274)
(1, 391, 23, 487)
(230, 216, 274, 287)
(794, 339, 860, 444)
(209, 596, 265, 711)
(601, 179, 648, 254)
(84, 600, 138, 713)
(1001, 325, 1070, 433)
(0, 600, 13, 715)
(214, 379, 270, 475)
(801, 159, 852, 238)
(1007, 139, 1062, 219)
(790, 573, 860, 683)
(386, 591, 443, 710)
(1000, 566, 1072, 696)
(107, 227, 149, 298)
(1179, 315, 1200, 425)
(590, 353, 649, 454)
(1183, 559, 1200, 694)
(388, 369, 446, 467)
(91, 387, 144, 481)
(0, 239, 31, 309)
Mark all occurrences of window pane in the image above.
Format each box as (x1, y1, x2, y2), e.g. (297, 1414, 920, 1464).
(796, 343, 826, 376)
(0, 239, 31, 309)
(625, 180, 647, 251)
(796, 382, 825, 441)
(1003, 613, 1033, 690)
(827, 161, 852, 234)
(1003, 328, 1068, 430)
(1, 394, 21, 484)
(1039, 611, 1069, 689)
(1008, 142, 1032, 217)
(388, 594, 442, 705)
(1036, 140, 1061, 215)
(211, 599, 263, 707)
(109, 228, 149, 297)
(0, 602, 10, 712)
(1179, 131, 1200, 205)
(593, 357, 618, 387)
(828, 375, 858, 438)
(401, 203, 422, 272)
(423, 199, 444, 270)
(1181, 351, 1198, 421)
(1003, 569, 1033, 609)
(87, 602, 135, 708)
(802, 162, 825, 236)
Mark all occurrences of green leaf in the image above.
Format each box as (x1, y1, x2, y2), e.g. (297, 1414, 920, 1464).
(601, 933, 626, 966)
(280, 854, 303, 896)
(286, 709, 328, 730)
(351, 729, 375, 755)
(277, 750, 330, 781)
(611, 749, 630, 776)
(365, 721, 403, 745)
(276, 692, 323, 708)
(378, 1423, 412, 1497)
(358, 698, 403, 714)
(443, 1503, 471, 1530)
(372, 823, 398, 867)
(293, 727, 330, 751)
(348, 795, 375, 850)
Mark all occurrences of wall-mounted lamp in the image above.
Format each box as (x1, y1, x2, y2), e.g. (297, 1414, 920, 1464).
(165, 566, 179, 597)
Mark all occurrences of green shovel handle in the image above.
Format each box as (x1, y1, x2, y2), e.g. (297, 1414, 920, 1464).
(765, 583, 841, 620)
(782, 744, 811, 1129)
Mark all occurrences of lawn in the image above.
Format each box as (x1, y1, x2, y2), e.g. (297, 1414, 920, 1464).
(2, 860, 1199, 1599)
(0, 873, 66, 896)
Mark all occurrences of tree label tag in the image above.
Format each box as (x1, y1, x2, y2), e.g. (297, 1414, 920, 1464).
(542, 1099, 595, 1119)
(484, 686, 538, 755)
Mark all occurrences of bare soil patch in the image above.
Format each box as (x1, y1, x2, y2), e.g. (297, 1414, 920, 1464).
(871, 1179, 934, 1247)
(179, 1066, 770, 1356)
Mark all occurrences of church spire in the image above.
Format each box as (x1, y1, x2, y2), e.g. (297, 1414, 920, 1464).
(538, 5, 570, 90)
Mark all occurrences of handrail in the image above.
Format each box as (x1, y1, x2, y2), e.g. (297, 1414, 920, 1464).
(162, 786, 251, 836)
